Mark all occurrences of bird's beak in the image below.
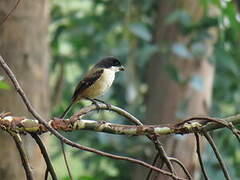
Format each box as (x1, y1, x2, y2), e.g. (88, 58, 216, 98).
(119, 66, 125, 71)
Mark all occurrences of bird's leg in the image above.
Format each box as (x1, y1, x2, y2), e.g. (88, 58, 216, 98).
(85, 97, 101, 112)
(93, 98, 111, 109)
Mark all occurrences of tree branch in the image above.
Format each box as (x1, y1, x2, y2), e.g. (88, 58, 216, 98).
(10, 132, 34, 180)
(60, 141, 73, 180)
(1, 113, 240, 138)
(203, 132, 231, 180)
(30, 133, 57, 180)
(169, 157, 192, 180)
(0, 55, 184, 180)
(194, 133, 209, 180)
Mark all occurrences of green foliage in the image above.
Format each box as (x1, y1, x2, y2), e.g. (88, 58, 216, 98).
(128, 22, 152, 41)
(0, 76, 10, 90)
(205, 1, 240, 179)
(0, 81, 10, 90)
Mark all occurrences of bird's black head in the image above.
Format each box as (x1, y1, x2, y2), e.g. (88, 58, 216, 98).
(94, 56, 124, 71)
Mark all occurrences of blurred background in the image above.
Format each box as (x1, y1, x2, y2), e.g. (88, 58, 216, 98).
(0, 0, 240, 179)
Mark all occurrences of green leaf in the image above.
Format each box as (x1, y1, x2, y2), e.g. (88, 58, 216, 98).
(0, 81, 10, 90)
(172, 43, 193, 59)
(139, 44, 159, 67)
(128, 23, 151, 41)
(190, 75, 204, 92)
(165, 64, 184, 83)
(165, 10, 192, 27)
(190, 41, 207, 58)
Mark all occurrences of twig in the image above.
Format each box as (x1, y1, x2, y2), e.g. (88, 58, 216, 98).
(60, 141, 73, 180)
(169, 157, 192, 180)
(30, 133, 57, 180)
(75, 103, 142, 125)
(201, 114, 240, 132)
(226, 122, 240, 143)
(194, 133, 209, 180)
(0, 55, 184, 180)
(10, 133, 34, 180)
(203, 132, 231, 180)
(0, 0, 21, 26)
(77, 104, 177, 177)
(176, 116, 228, 127)
(153, 137, 177, 178)
(146, 153, 161, 180)
(179, 116, 240, 144)
(0, 115, 198, 136)
(44, 169, 49, 180)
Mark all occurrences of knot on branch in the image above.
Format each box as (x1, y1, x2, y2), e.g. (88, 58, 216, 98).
(173, 122, 203, 135)
(49, 118, 77, 132)
(0, 113, 28, 132)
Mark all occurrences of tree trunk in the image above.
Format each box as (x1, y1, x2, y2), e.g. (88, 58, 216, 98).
(0, 0, 49, 179)
(132, 1, 217, 180)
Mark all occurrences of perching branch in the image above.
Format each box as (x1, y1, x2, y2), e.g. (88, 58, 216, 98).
(1, 112, 240, 137)
(0, 55, 185, 180)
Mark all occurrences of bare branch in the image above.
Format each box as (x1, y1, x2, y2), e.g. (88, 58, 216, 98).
(30, 133, 57, 180)
(203, 132, 231, 180)
(152, 138, 177, 178)
(10, 133, 34, 180)
(0, 55, 185, 180)
(77, 104, 178, 178)
(201, 114, 240, 132)
(146, 153, 161, 180)
(227, 122, 240, 143)
(76, 103, 142, 125)
(169, 157, 193, 180)
(194, 133, 209, 180)
(60, 141, 73, 180)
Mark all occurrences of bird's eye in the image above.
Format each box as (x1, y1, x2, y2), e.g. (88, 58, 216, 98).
(113, 61, 120, 66)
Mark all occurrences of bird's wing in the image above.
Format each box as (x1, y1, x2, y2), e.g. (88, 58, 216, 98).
(71, 69, 104, 102)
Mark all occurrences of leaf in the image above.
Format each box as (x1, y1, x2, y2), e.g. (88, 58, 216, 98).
(190, 41, 207, 58)
(190, 75, 204, 92)
(165, 10, 192, 27)
(0, 81, 10, 90)
(128, 23, 151, 41)
(139, 44, 159, 67)
(165, 64, 184, 83)
(172, 43, 193, 59)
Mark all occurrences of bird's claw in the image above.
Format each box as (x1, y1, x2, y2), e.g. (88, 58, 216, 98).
(91, 101, 101, 112)
(105, 103, 111, 110)
(93, 99, 111, 110)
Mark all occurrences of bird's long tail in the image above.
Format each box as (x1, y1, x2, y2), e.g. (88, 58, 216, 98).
(60, 101, 74, 119)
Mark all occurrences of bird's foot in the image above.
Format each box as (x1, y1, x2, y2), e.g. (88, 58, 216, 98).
(93, 99, 111, 110)
(91, 100, 101, 112)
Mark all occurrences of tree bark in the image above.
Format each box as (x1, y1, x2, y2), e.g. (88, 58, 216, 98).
(132, 0, 217, 180)
(0, 0, 49, 179)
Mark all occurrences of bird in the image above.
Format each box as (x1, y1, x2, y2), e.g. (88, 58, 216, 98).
(60, 56, 125, 118)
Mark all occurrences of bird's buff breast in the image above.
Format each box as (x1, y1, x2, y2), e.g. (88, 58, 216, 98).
(82, 69, 115, 98)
